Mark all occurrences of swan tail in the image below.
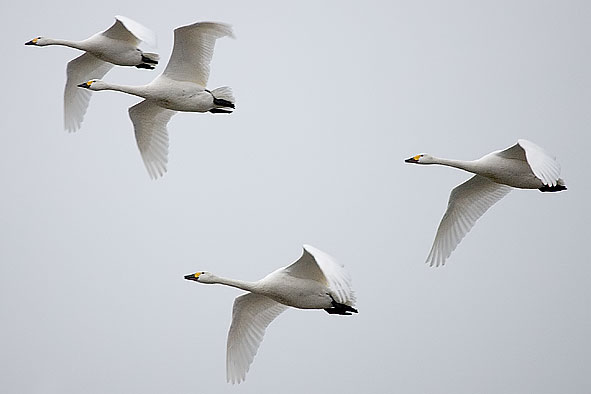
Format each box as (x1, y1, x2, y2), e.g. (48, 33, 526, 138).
(211, 86, 235, 109)
(142, 52, 159, 63)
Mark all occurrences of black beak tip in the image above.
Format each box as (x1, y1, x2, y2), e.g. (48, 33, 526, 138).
(25, 40, 35, 46)
(404, 158, 415, 163)
(77, 83, 89, 88)
(184, 274, 194, 280)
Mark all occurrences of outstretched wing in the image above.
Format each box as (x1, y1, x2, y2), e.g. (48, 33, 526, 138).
(426, 175, 512, 267)
(101, 15, 157, 47)
(128, 100, 176, 179)
(226, 293, 288, 384)
(64, 53, 113, 132)
(518, 139, 561, 186)
(496, 140, 562, 186)
(283, 245, 356, 305)
(495, 141, 527, 161)
(163, 22, 234, 85)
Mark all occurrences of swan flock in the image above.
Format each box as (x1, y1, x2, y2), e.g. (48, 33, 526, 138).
(26, 15, 567, 385)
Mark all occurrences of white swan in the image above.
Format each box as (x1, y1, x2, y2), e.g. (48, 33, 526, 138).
(405, 139, 566, 267)
(26, 15, 159, 132)
(184, 245, 358, 384)
(77, 21, 235, 179)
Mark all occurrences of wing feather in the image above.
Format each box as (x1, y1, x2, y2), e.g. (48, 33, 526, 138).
(226, 294, 287, 384)
(284, 246, 356, 306)
(101, 15, 157, 47)
(496, 140, 562, 186)
(128, 100, 176, 179)
(517, 139, 561, 186)
(495, 142, 527, 161)
(163, 22, 234, 85)
(426, 175, 512, 267)
(64, 53, 113, 132)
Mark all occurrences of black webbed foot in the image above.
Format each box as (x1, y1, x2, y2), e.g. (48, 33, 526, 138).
(212, 97, 235, 108)
(209, 108, 233, 114)
(539, 184, 567, 192)
(324, 294, 358, 315)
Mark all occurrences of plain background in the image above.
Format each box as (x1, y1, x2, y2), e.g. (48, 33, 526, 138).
(1, 1, 590, 393)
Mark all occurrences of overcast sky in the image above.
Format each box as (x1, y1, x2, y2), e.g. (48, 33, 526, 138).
(1, 1, 590, 393)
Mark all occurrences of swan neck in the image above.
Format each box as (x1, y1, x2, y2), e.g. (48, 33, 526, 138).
(44, 38, 85, 50)
(97, 83, 145, 98)
(213, 276, 258, 292)
(432, 157, 478, 173)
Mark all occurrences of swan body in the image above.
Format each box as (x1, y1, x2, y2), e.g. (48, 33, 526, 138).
(81, 77, 222, 112)
(78, 21, 235, 179)
(184, 245, 357, 384)
(251, 269, 338, 309)
(29, 36, 151, 66)
(26, 16, 159, 132)
(405, 139, 566, 267)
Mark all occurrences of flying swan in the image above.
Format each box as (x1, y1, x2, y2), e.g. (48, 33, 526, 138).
(405, 139, 566, 267)
(25, 15, 159, 132)
(184, 245, 358, 384)
(78, 21, 235, 179)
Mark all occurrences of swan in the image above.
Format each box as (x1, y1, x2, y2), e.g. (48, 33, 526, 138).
(77, 21, 235, 179)
(184, 245, 358, 384)
(25, 15, 159, 132)
(405, 139, 566, 267)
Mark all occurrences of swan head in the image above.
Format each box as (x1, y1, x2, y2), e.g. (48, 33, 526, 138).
(77, 80, 106, 91)
(404, 154, 435, 164)
(184, 271, 216, 284)
(25, 37, 47, 46)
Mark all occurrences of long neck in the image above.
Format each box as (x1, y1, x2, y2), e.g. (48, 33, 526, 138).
(43, 38, 86, 51)
(211, 275, 259, 293)
(430, 156, 480, 174)
(94, 82, 147, 99)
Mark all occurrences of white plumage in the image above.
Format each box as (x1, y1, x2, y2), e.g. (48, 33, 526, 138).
(163, 22, 232, 86)
(226, 294, 288, 384)
(184, 245, 358, 384)
(78, 21, 235, 179)
(425, 175, 512, 266)
(26, 16, 159, 132)
(405, 139, 566, 267)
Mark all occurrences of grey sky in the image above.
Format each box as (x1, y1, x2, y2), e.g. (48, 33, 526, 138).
(1, 0, 590, 393)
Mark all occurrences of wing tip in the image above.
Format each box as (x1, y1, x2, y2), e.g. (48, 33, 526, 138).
(301, 244, 339, 267)
(425, 249, 444, 267)
(226, 371, 245, 385)
(114, 15, 158, 47)
(302, 244, 315, 253)
(176, 21, 235, 38)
